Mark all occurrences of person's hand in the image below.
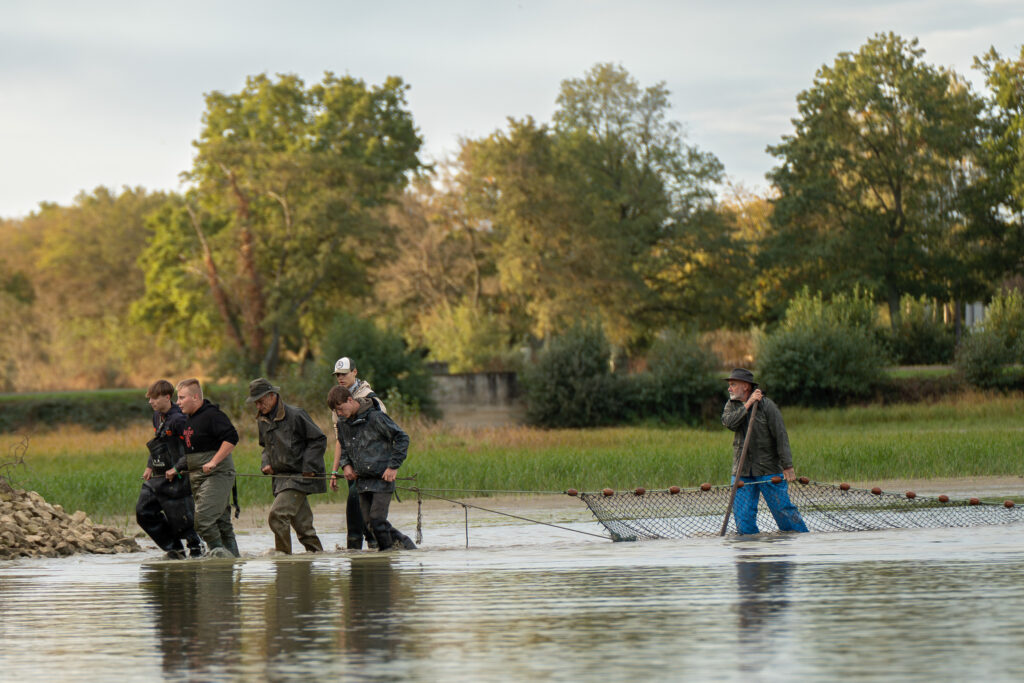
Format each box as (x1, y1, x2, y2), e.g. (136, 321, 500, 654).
(142, 467, 152, 481)
(783, 467, 796, 482)
(382, 468, 397, 483)
(330, 473, 339, 491)
(261, 465, 273, 475)
(202, 461, 215, 474)
(343, 465, 356, 481)
(165, 468, 177, 481)
(745, 389, 763, 410)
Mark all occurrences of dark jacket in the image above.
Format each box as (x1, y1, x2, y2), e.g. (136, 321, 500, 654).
(722, 396, 793, 477)
(181, 399, 239, 466)
(147, 404, 186, 473)
(257, 399, 327, 496)
(336, 398, 409, 493)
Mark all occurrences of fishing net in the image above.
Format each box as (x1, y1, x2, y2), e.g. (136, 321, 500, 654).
(578, 479, 1024, 541)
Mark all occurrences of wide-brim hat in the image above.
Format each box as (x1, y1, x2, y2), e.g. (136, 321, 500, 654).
(722, 368, 758, 387)
(246, 377, 280, 403)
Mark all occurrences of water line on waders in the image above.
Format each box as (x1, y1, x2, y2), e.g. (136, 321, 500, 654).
(719, 400, 758, 536)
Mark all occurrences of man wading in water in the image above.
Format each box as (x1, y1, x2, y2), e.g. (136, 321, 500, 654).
(166, 378, 240, 558)
(327, 384, 416, 551)
(721, 368, 808, 535)
(136, 379, 203, 559)
(249, 377, 327, 555)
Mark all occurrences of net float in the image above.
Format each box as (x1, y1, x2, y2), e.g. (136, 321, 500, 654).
(634, 487, 646, 496)
(668, 486, 681, 494)
(771, 476, 782, 484)
(1005, 500, 1016, 508)
(969, 497, 980, 505)
(840, 482, 850, 491)
(736, 481, 745, 488)
(566, 489, 578, 497)
(871, 487, 882, 495)
(700, 483, 712, 491)
(798, 476, 809, 485)
(938, 495, 949, 503)
(602, 488, 614, 497)
(906, 491, 916, 499)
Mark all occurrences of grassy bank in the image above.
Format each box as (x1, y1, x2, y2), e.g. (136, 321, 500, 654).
(2, 390, 1021, 522)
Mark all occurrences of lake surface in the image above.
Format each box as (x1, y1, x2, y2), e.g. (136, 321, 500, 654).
(2, 501, 1024, 682)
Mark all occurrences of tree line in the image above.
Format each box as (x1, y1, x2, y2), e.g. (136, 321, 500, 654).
(2, 33, 1023, 394)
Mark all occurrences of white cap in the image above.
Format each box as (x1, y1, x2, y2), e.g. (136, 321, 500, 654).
(333, 357, 353, 374)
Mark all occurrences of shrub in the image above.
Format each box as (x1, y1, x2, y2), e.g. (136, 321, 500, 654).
(635, 331, 721, 423)
(758, 288, 888, 406)
(319, 313, 437, 419)
(882, 296, 955, 365)
(955, 290, 1024, 390)
(523, 321, 620, 428)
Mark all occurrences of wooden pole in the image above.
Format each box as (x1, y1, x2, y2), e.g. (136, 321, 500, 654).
(719, 401, 758, 536)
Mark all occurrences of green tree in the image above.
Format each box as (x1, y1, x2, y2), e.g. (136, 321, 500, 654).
(461, 63, 723, 351)
(766, 33, 984, 328)
(134, 72, 422, 376)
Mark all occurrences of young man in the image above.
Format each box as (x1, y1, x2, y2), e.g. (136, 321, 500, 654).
(136, 379, 203, 559)
(331, 357, 384, 549)
(166, 378, 240, 558)
(248, 377, 327, 554)
(327, 384, 416, 550)
(721, 368, 808, 535)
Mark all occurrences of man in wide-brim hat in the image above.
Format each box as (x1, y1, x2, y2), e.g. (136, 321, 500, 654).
(249, 377, 328, 554)
(721, 368, 808, 535)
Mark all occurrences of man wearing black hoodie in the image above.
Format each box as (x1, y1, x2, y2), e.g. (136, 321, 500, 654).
(166, 378, 240, 558)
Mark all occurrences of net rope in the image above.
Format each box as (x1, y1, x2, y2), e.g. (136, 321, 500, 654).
(579, 479, 1024, 541)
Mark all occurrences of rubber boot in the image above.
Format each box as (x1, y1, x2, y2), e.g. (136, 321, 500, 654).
(204, 539, 234, 559)
(223, 535, 240, 558)
(392, 529, 417, 550)
(371, 520, 394, 551)
(185, 531, 204, 558)
(347, 534, 364, 550)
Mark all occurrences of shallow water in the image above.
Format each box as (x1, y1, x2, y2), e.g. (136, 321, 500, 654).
(2, 507, 1024, 682)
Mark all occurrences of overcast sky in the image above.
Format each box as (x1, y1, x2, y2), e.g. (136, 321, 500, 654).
(1, 0, 1022, 219)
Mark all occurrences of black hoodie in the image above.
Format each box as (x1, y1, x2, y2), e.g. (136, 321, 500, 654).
(182, 399, 239, 455)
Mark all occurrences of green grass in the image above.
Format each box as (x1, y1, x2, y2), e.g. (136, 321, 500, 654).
(884, 365, 957, 379)
(2, 392, 1022, 522)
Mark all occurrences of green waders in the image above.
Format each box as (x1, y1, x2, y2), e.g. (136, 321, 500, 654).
(187, 450, 239, 557)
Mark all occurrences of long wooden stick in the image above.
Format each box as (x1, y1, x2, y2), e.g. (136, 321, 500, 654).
(719, 401, 759, 536)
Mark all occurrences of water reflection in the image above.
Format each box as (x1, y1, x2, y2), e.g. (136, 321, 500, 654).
(340, 555, 399, 659)
(140, 561, 243, 678)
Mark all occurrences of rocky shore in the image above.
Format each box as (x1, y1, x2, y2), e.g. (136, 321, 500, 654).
(0, 481, 140, 559)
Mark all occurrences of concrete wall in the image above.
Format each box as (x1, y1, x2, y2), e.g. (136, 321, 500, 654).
(431, 371, 524, 427)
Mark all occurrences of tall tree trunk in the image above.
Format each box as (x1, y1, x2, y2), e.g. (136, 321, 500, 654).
(186, 206, 245, 351)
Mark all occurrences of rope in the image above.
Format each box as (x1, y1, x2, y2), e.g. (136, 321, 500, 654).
(398, 486, 610, 543)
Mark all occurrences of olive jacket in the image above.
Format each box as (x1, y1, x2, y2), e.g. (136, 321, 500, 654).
(257, 400, 328, 496)
(721, 396, 794, 477)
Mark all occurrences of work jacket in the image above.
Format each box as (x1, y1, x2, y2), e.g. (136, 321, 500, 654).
(336, 398, 409, 494)
(257, 399, 328, 496)
(722, 396, 794, 477)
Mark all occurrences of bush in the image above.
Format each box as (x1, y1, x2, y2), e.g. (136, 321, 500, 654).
(633, 331, 721, 423)
(758, 288, 888, 406)
(882, 296, 955, 365)
(955, 290, 1024, 390)
(523, 321, 621, 428)
(319, 313, 438, 419)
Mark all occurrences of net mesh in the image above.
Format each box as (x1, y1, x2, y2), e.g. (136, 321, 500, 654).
(579, 480, 1024, 541)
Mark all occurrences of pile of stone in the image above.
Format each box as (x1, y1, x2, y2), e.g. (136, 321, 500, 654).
(0, 480, 140, 559)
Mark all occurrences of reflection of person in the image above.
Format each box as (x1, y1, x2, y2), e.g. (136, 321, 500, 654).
(140, 562, 242, 677)
(249, 377, 327, 554)
(735, 559, 792, 635)
(327, 384, 416, 550)
(137, 379, 203, 559)
(342, 555, 399, 654)
(167, 378, 240, 557)
(721, 368, 808, 535)
(331, 357, 385, 549)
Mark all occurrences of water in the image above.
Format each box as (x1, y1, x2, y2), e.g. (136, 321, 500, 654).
(2, 505, 1024, 682)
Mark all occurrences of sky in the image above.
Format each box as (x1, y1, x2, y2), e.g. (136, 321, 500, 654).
(1, 0, 1022, 219)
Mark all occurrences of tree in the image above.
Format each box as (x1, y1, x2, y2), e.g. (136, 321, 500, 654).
(766, 33, 984, 328)
(461, 63, 723, 351)
(134, 72, 422, 376)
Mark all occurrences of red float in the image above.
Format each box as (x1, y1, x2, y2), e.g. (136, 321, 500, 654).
(906, 491, 916, 499)
(669, 486, 681, 494)
(700, 483, 712, 491)
(798, 476, 809, 485)
(969, 497, 981, 506)
(871, 487, 882, 495)
(1005, 500, 1015, 509)
(840, 482, 850, 491)
(736, 481, 745, 488)
(634, 487, 646, 496)
(771, 476, 782, 484)
(566, 489, 578, 497)
(938, 495, 949, 503)
(602, 488, 614, 497)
